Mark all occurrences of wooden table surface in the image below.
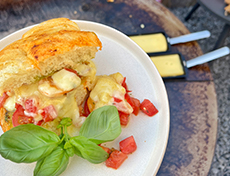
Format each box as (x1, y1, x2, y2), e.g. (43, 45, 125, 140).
(0, 0, 218, 175)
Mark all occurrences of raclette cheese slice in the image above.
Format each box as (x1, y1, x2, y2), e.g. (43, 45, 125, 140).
(150, 54, 185, 77)
(130, 33, 168, 53)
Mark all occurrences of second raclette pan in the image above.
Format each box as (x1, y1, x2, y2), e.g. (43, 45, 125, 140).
(149, 46, 230, 79)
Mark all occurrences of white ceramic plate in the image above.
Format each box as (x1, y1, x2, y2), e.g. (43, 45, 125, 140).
(0, 20, 170, 176)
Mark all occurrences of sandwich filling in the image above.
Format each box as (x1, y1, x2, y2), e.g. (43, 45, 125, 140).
(0, 70, 134, 136)
(0, 60, 96, 136)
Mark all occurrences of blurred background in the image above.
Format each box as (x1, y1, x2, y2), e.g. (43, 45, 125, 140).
(164, 1, 230, 175)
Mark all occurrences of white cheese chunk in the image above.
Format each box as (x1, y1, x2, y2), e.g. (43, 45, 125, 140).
(38, 80, 63, 97)
(4, 96, 16, 111)
(52, 69, 81, 91)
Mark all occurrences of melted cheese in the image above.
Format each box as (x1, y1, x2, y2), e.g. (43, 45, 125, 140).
(90, 77, 124, 107)
(38, 79, 64, 97)
(150, 54, 185, 77)
(13, 81, 83, 136)
(52, 69, 81, 91)
(15, 82, 78, 116)
(4, 95, 16, 111)
(90, 73, 133, 114)
(130, 33, 168, 53)
(74, 61, 96, 78)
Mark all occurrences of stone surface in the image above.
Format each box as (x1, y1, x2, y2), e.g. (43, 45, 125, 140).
(159, 81, 217, 176)
(168, 4, 230, 176)
(162, 0, 197, 8)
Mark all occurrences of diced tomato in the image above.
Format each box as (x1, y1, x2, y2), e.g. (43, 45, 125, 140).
(14, 104, 25, 116)
(80, 97, 91, 117)
(84, 98, 91, 117)
(124, 93, 140, 116)
(130, 97, 140, 116)
(119, 111, 130, 126)
(121, 77, 131, 92)
(100, 146, 111, 154)
(25, 98, 37, 113)
(64, 68, 79, 76)
(41, 105, 58, 122)
(0, 92, 9, 108)
(105, 150, 128, 169)
(125, 93, 134, 107)
(119, 136, 137, 154)
(12, 103, 34, 127)
(113, 97, 122, 103)
(36, 120, 44, 126)
(140, 99, 158, 117)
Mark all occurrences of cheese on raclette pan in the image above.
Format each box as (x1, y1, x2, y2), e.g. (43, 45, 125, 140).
(130, 33, 168, 53)
(150, 54, 185, 77)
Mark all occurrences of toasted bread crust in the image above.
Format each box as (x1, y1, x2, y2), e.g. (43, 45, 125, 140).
(0, 18, 102, 94)
(22, 18, 80, 38)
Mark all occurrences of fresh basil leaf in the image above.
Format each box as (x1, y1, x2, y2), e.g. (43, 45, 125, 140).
(79, 105, 121, 144)
(34, 146, 69, 176)
(68, 141, 83, 158)
(64, 141, 75, 157)
(57, 117, 72, 129)
(0, 124, 60, 163)
(70, 136, 109, 164)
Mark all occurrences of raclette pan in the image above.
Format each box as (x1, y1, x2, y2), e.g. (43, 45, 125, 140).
(129, 30, 211, 54)
(149, 46, 230, 79)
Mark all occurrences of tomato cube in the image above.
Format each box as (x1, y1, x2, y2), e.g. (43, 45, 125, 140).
(105, 150, 128, 169)
(124, 93, 133, 107)
(130, 97, 140, 116)
(124, 93, 141, 116)
(140, 99, 158, 117)
(25, 98, 37, 113)
(121, 77, 131, 92)
(41, 105, 58, 122)
(119, 135, 137, 154)
(113, 97, 122, 103)
(119, 111, 130, 126)
(82, 97, 91, 117)
(12, 104, 34, 127)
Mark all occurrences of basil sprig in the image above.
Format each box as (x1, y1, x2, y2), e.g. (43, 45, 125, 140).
(0, 105, 121, 176)
(0, 124, 60, 163)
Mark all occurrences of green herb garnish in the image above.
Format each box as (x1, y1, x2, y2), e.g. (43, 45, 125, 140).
(80, 105, 122, 144)
(0, 105, 121, 176)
